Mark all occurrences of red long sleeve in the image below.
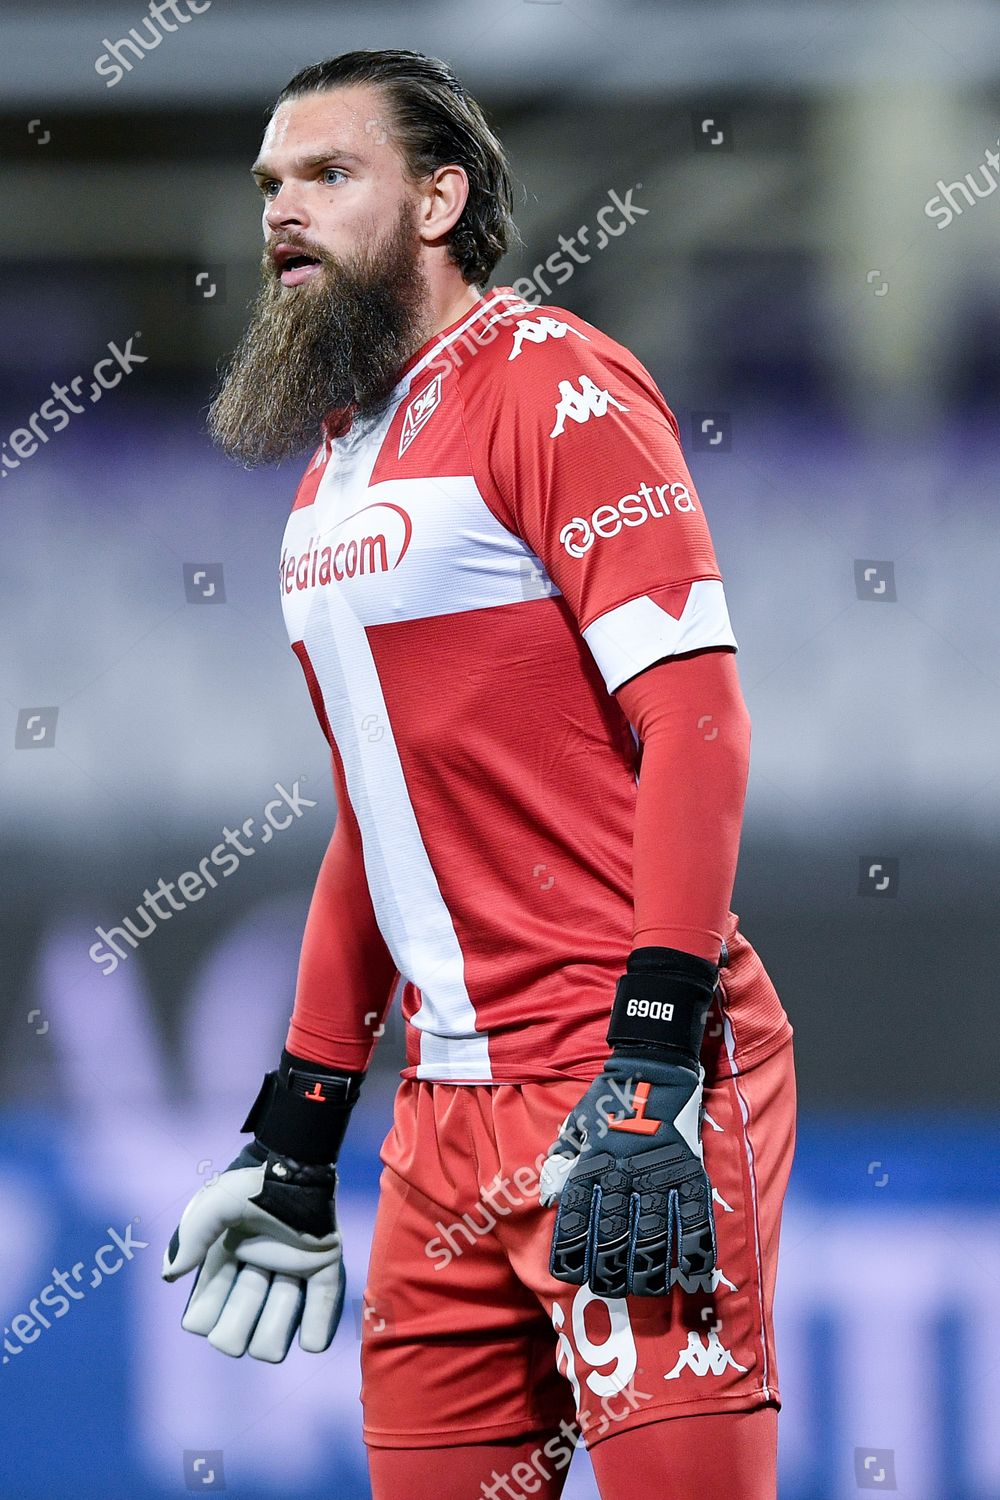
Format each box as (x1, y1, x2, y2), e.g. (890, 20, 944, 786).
(286, 746, 399, 1071)
(614, 647, 751, 964)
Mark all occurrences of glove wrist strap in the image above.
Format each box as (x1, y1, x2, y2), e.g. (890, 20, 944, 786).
(607, 946, 719, 1066)
(241, 1048, 364, 1165)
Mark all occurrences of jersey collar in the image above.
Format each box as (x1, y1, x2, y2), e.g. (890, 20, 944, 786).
(321, 284, 521, 441)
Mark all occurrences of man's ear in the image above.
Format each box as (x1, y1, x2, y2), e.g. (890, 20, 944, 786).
(418, 163, 471, 245)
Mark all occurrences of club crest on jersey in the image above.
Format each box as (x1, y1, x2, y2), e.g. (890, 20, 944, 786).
(508, 315, 589, 360)
(399, 373, 443, 457)
(550, 374, 629, 438)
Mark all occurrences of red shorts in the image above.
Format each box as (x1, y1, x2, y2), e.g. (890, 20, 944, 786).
(360, 1034, 796, 1451)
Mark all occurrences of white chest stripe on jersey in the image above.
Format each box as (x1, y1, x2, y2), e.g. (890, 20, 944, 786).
(288, 407, 495, 1081)
(279, 294, 570, 1085)
(281, 473, 558, 634)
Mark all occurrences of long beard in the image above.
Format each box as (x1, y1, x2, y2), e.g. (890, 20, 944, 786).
(208, 199, 430, 466)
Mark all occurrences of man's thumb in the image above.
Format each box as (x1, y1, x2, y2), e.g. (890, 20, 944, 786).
(161, 1182, 230, 1280)
(162, 1163, 265, 1280)
(162, 1210, 213, 1281)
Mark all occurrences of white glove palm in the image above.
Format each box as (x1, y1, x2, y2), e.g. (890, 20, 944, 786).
(162, 1143, 345, 1362)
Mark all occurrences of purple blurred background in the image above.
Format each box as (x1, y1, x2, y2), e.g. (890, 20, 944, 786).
(2, 3, 999, 1496)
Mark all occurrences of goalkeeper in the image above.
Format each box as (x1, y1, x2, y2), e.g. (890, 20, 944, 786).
(165, 46, 796, 1500)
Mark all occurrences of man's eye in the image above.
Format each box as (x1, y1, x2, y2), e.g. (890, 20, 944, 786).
(322, 167, 346, 185)
(260, 180, 279, 198)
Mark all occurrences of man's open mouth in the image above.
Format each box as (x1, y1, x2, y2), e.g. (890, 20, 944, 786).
(273, 245, 324, 287)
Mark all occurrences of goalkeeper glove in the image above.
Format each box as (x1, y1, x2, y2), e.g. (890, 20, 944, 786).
(162, 1048, 363, 1362)
(540, 947, 719, 1298)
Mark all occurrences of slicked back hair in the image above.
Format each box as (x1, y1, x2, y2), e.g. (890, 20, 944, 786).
(273, 49, 520, 287)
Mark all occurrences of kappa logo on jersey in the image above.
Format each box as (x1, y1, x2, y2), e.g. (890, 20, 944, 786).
(558, 477, 698, 558)
(398, 373, 443, 457)
(280, 502, 413, 593)
(550, 373, 629, 438)
(508, 315, 589, 360)
(663, 1325, 748, 1381)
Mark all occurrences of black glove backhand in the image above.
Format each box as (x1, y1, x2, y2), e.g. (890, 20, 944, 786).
(541, 947, 720, 1297)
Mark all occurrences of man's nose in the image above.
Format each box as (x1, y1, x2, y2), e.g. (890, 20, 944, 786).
(264, 186, 309, 235)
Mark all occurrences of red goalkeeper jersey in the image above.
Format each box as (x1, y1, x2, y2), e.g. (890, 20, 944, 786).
(279, 286, 792, 1083)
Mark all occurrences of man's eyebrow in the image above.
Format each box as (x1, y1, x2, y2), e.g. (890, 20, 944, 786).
(250, 149, 366, 179)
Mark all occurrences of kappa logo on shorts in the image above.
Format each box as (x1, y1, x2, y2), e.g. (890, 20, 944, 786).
(399, 373, 443, 457)
(671, 1266, 739, 1294)
(663, 1313, 747, 1380)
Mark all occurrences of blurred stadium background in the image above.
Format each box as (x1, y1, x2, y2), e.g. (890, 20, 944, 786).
(2, 2, 998, 1496)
